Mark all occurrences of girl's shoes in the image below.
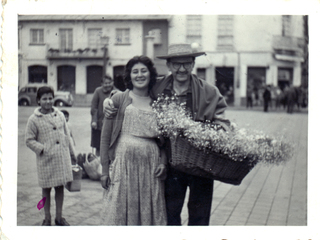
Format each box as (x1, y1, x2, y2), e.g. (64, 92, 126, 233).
(55, 218, 70, 226)
(42, 219, 51, 226)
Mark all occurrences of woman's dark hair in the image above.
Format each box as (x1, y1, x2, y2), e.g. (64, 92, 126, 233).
(36, 86, 55, 105)
(123, 55, 158, 92)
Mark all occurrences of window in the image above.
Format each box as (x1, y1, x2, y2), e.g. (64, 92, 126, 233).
(282, 15, 292, 36)
(187, 15, 202, 48)
(27, 87, 37, 93)
(88, 28, 102, 48)
(19, 87, 27, 93)
(116, 28, 130, 44)
(59, 29, 73, 52)
(30, 29, 44, 44)
(217, 15, 234, 50)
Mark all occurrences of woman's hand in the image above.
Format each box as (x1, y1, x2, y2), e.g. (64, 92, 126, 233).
(91, 122, 97, 129)
(154, 164, 167, 180)
(100, 175, 111, 190)
(103, 98, 118, 118)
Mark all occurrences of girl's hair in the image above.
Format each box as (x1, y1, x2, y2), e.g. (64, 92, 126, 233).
(123, 55, 158, 92)
(36, 86, 55, 105)
(60, 109, 69, 117)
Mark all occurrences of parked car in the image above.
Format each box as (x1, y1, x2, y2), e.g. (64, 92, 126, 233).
(18, 84, 73, 107)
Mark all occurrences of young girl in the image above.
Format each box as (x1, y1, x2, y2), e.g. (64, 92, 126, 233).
(100, 56, 167, 225)
(25, 86, 75, 226)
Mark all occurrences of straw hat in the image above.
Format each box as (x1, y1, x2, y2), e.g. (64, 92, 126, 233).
(157, 43, 206, 59)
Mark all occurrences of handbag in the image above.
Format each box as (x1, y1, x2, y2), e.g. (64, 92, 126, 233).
(65, 165, 83, 192)
(83, 153, 102, 180)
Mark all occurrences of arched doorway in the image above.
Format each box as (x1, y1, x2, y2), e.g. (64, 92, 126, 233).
(87, 65, 103, 94)
(28, 65, 47, 83)
(57, 65, 75, 94)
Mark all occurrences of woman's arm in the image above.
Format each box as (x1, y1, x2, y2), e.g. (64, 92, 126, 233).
(25, 118, 44, 155)
(100, 115, 114, 189)
(91, 89, 99, 129)
(154, 136, 167, 180)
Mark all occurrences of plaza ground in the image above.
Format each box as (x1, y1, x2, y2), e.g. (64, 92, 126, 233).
(17, 106, 308, 226)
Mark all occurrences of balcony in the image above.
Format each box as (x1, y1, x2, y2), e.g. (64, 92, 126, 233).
(272, 35, 305, 62)
(46, 47, 106, 60)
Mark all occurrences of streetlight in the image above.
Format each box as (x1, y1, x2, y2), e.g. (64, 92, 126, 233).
(101, 36, 109, 80)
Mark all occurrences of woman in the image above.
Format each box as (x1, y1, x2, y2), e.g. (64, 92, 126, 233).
(25, 86, 75, 226)
(100, 56, 167, 225)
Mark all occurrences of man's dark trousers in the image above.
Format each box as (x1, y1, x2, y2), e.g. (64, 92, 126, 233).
(165, 167, 214, 225)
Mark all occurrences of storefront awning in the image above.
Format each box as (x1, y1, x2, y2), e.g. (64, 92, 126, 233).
(274, 54, 304, 62)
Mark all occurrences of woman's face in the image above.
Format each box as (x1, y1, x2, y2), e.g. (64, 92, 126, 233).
(39, 93, 54, 113)
(130, 62, 150, 90)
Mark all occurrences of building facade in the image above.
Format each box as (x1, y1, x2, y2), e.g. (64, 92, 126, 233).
(18, 15, 170, 105)
(18, 15, 307, 106)
(168, 15, 306, 106)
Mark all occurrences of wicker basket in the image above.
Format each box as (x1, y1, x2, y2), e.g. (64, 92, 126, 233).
(170, 137, 257, 185)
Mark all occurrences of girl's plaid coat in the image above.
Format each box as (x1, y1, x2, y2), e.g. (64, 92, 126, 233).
(25, 107, 74, 188)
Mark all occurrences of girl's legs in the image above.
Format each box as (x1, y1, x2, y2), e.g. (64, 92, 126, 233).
(42, 188, 52, 220)
(54, 185, 70, 226)
(54, 185, 64, 221)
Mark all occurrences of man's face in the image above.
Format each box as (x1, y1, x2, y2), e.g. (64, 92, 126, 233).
(102, 78, 114, 92)
(166, 57, 195, 83)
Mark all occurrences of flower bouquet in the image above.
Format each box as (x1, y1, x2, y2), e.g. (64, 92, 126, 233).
(152, 95, 293, 185)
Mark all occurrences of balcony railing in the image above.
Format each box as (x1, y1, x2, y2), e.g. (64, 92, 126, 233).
(46, 46, 105, 59)
(273, 35, 305, 62)
(273, 35, 304, 54)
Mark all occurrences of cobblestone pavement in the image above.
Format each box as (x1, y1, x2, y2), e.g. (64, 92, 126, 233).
(16, 106, 307, 226)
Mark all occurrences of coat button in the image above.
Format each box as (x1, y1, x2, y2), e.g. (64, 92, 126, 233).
(53, 127, 57, 130)
(56, 141, 59, 144)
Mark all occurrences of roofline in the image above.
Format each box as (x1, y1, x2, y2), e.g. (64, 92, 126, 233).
(18, 14, 172, 22)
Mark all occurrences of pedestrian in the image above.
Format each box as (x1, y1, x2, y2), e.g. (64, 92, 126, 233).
(90, 74, 115, 157)
(285, 85, 296, 114)
(103, 44, 230, 226)
(25, 86, 76, 226)
(263, 86, 271, 112)
(100, 56, 167, 225)
(246, 86, 253, 108)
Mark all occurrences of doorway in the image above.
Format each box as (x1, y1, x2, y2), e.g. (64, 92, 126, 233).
(57, 65, 75, 94)
(278, 68, 293, 91)
(28, 65, 47, 83)
(86, 65, 103, 94)
(215, 67, 234, 105)
(247, 67, 267, 106)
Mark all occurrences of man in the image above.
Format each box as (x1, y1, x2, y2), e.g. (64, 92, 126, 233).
(90, 74, 115, 157)
(103, 44, 229, 225)
(263, 85, 271, 112)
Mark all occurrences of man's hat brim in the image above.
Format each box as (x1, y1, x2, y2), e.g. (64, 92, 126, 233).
(156, 52, 206, 59)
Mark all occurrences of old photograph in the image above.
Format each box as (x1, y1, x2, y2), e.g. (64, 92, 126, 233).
(17, 14, 308, 226)
(1, 0, 319, 239)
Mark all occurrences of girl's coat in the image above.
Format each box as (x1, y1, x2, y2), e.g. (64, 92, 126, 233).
(26, 107, 74, 188)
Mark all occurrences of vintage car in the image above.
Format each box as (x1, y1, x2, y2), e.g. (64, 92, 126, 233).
(18, 84, 73, 107)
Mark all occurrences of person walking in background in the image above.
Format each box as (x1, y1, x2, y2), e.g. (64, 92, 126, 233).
(90, 74, 115, 157)
(285, 85, 296, 114)
(104, 44, 230, 226)
(246, 86, 253, 108)
(100, 56, 167, 225)
(25, 86, 76, 226)
(263, 85, 271, 112)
